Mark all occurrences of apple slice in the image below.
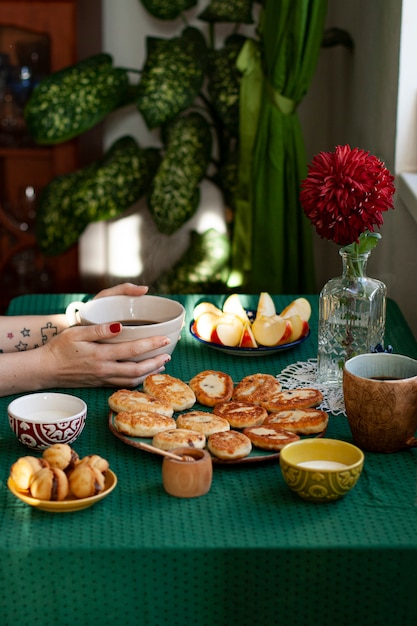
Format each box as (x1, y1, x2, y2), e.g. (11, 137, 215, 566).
(277, 314, 308, 344)
(222, 293, 250, 323)
(239, 323, 258, 349)
(276, 319, 292, 344)
(193, 301, 222, 321)
(252, 314, 287, 346)
(215, 314, 244, 347)
(255, 292, 276, 319)
(195, 312, 220, 341)
(280, 297, 311, 322)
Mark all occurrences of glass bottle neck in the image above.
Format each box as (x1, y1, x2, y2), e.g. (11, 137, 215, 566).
(339, 249, 370, 279)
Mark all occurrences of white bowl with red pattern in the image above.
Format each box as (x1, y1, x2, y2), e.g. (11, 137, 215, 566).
(8, 392, 87, 450)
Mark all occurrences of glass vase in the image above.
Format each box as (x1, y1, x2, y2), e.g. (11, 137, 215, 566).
(317, 248, 386, 385)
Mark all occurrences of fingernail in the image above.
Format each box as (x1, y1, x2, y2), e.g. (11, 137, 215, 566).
(163, 355, 171, 364)
(110, 322, 122, 334)
(163, 337, 171, 346)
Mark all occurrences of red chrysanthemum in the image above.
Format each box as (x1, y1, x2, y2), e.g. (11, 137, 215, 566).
(300, 145, 395, 246)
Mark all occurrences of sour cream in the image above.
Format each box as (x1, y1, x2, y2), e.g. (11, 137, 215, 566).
(297, 460, 348, 470)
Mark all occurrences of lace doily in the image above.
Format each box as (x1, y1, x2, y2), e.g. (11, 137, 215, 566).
(277, 359, 346, 416)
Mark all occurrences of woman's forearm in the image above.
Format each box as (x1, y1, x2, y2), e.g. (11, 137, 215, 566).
(0, 348, 49, 396)
(0, 284, 169, 397)
(0, 315, 68, 353)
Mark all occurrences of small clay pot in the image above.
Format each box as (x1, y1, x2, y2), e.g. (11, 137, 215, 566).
(162, 448, 212, 498)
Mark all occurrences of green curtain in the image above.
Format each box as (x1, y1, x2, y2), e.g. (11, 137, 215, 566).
(229, 0, 328, 293)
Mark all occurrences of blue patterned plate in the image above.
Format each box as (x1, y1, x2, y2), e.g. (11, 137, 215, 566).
(189, 310, 309, 357)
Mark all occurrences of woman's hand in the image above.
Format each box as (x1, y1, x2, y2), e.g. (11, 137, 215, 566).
(35, 321, 171, 390)
(0, 283, 171, 396)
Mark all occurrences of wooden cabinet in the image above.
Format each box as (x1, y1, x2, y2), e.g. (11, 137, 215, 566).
(0, 0, 102, 311)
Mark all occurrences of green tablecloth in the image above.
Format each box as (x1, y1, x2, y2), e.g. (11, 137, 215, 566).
(1, 294, 416, 626)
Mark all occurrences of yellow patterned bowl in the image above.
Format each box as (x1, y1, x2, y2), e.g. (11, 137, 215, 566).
(279, 438, 364, 502)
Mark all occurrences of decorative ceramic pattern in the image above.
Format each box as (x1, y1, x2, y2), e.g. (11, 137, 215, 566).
(8, 413, 86, 450)
(343, 354, 417, 452)
(280, 461, 363, 502)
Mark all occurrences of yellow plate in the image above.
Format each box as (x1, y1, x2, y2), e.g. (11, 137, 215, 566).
(7, 469, 117, 512)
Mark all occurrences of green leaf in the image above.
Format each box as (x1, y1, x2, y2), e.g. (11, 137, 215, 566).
(139, 0, 197, 20)
(207, 35, 246, 136)
(199, 0, 254, 24)
(341, 231, 382, 256)
(182, 25, 209, 62)
(213, 149, 239, 209)
(25, 54, 129, 144)
(357, 232, 382, 254)
(36, 165, 97, 255)
(155, 229, 230, 293)
(72, 138, 161, 222)
(136, 27, 207, 129)
(36, 137, 160, 256)
(148, 112, 212, 234)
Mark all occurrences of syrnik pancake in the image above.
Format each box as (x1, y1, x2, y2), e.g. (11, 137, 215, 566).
(261, 388, 323, 412)
(264, 409, 328, 434)
(207, 430, 252, 461)
(213, 401, 267, 429)
(232, 373, 282, 405)
(114, 410, 176, 438)
(176, 410, 230, 436)
(152, 429, 206, 451)
(189, 370, 233, 407)
(243, 424, 300, 451)
(143, 374, 196, 411)
(108, 389, 174, 417)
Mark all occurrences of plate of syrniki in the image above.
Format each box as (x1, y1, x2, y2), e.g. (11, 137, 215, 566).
(108, 371, 328, 465)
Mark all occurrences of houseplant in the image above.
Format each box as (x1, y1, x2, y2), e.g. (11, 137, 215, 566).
(24, 0, 352, 293)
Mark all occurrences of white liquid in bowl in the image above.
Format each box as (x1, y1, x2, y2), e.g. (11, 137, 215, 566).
(297, 460, 349, 470)
(25, 410, 74, 422)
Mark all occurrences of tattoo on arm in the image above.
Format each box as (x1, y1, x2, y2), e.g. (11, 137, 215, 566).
(15, 340, 29, 351)
(14, 327, 31, 351)
(0, 321, 59, 352)
(41, 322, 58, 345)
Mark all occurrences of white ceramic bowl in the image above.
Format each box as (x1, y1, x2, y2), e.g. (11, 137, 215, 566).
(8, 392, 87, 450)
(66, 295, 185, 362)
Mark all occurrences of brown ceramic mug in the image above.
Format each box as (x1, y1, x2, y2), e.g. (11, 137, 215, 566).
(343, 353, 417, 453)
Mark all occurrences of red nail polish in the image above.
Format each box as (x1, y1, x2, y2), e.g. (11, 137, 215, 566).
(110, 322, 121, 334)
